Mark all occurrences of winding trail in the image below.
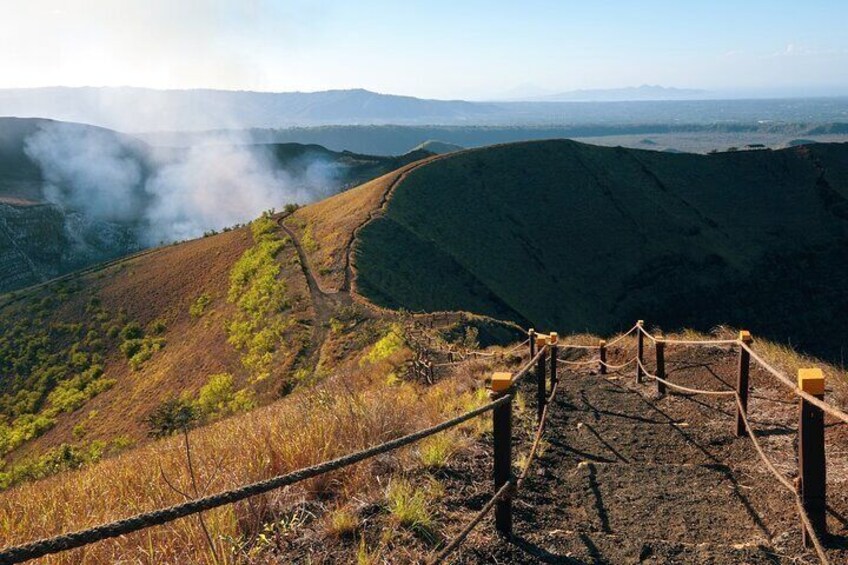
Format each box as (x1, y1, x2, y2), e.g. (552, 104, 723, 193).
(343, 155, 444, 293)
(276, 214, 352, 369)
(274, 155, 444, 368)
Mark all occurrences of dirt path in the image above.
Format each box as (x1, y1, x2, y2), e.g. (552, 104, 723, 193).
(277, 215, 355, 369)
(344, 155, 444, 292)
(453, 346, 848, 564)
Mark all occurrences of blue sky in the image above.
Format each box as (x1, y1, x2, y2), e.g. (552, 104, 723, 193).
(1, 0, 847, 99)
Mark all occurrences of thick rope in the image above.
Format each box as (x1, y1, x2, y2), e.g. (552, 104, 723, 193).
(735, 396, 830, 565)
(636, 359, 737, 397)
(427, 480, 514, 564)
(638, 325, 658, 343)
(504, 338, 531, 356)
(661, 338, 739, 347)
(431, 363, 561, 564)
(557, 357, 600, 367)
(511, 347, 548, 387)
(605, 324, 639, 347)
(599, 357, 637, 371)
(0, 395, 513, 564)
(740, 342, 848, 425)
(517, 379, 559, 489)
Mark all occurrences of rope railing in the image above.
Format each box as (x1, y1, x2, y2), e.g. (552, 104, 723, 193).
(557, 357, 599, 367)
(5, 320, 845, 564)
(599, 357, 637, 371)
(432, 361, 562, 564)
(427, 480, 514, 564)
(605, 323, 640, 347)
(740, 342, 848, 426)
(735, 396, 830, 565)
(602, 323, 841, 564)
(635, 358, 737, 397)
(0, 392, 516, 564)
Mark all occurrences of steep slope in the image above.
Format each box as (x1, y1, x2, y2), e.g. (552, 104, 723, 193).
(0, 216, 319, 480)
(354, 140, 848, 359)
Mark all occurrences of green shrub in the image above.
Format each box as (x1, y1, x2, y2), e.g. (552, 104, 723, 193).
(147, 319, 167, 335)
(226, 214, 290, 380)
(189, 293, 212, 318)
(197, 373, 241, 416)
(361, 324, 405, 365)
(120, 322, 143, 341)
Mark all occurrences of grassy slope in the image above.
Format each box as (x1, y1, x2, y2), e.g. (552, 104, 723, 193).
(355, 140, 848, 359)
(0, 221, 314, 470)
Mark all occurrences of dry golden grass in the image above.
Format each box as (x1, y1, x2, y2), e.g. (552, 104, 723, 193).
(0, 342, 492, 564)
(612, 323, 848, 407)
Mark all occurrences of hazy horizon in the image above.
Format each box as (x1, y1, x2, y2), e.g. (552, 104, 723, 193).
(2, 1, 847, 100)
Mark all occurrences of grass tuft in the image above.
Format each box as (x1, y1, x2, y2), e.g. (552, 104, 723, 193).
(386, 478, 433, 532)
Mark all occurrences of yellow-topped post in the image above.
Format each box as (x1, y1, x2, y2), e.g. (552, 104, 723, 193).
(491, 372, 513, 393)
(735, 331, 754, 437)
(490, 371, 513, 536)
(798, 368, 825, 395)
(797, 367, 827, 546)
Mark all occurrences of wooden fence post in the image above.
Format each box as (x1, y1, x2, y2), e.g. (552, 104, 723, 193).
(735, 331, 753, 437)
(536, 344, 546, 422)
(598, 339, 607, 375)
(549, 332, 558, 393)
(491, 372, 514, 537)
(529, 328, 536, 358)
(798, 368, 827, 547)
(655, 336, 666, 395)
(636, 320, 645, 383)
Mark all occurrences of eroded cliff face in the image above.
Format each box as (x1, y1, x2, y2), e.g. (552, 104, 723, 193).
(0, 202, 138, 293)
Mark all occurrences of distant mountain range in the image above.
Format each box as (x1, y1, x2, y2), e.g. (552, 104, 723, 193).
(2, 86, 848, 132)
(0, 87, 498, 131)
(531, 85, 708, 102)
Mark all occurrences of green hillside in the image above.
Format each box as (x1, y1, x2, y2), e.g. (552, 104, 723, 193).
(355, 140, 848, 359)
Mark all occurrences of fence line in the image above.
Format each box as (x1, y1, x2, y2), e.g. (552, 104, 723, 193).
(607, 326, 841, 564)
(735, 396, 830, 565)
(4, 321, 846, 564)
(740, 342, 848, 425)
(0, 393, 514, 564)
(635, 358, 737, 397)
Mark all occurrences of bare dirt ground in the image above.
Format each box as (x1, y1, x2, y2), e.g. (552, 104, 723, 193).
(446, 343, 848, 564)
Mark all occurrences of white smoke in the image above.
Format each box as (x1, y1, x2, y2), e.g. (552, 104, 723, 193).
(23, 123, 344, 246)
(24, 123, 145, 223)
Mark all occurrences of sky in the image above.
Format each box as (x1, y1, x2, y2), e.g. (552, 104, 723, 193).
(1, 0, 847, 99)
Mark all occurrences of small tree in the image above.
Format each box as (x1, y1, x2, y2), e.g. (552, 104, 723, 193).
(145, 398, 198, 438)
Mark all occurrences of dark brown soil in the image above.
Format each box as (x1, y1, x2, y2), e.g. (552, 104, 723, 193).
(447, 344, 848, 564)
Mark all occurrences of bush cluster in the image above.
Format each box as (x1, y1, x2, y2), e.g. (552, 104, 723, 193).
(226, 212, 291, 382)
